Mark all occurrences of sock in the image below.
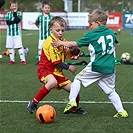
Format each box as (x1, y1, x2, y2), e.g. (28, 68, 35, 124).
(108, 91, 124, 112)
(9, 48, 15, 62)
(38, 49, 42, 61)
(18, 48, 26, 62)
(69, 79, 81, 102)
(32, 86, 50, 104)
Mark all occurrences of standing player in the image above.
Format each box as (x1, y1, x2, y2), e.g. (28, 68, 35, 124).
(5, 0, 26, 65)
(27, 16, 87, 115)
(52, 10, 128, 118)
(35, 1, 53, 62)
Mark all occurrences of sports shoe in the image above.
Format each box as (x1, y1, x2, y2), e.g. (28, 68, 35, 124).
(70, 107, 88, 115)
(21, 61, 26, 65)
(63, 100, 77, 114)
(27, 101, 37, 114)
(71, 55, 79, 60)
(114, 110, 128, 118)
(9, 61, 15, 65)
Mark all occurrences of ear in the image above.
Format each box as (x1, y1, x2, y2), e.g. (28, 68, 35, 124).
(97, 21, 101, 26)
(50, 27, 52, 33)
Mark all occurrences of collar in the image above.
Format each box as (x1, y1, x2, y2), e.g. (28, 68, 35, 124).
(50, 34, 64, 41)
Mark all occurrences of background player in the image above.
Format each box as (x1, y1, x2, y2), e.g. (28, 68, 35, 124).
(35, 1, 53, 62)
(52, 10, 128, 118)
(5, 0, 26, 65)
(27, 16, 87, 115)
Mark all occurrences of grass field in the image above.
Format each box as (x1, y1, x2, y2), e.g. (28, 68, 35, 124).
(0, 29, 133, 133)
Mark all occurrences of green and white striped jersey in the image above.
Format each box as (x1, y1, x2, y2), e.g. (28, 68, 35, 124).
(77, 26, 118, 74)
(35, 13, 53, 40)
(5, 11, 22, 36)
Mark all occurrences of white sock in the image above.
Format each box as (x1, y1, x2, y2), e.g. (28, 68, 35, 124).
(69, 79, 81, 102)
(9, 48, 15, 62)
(38, 49, 42, 61)
(18, 48, 26, 62)
(108, 91, 124, 112)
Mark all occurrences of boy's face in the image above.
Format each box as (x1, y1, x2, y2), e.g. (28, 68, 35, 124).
(50, 22, 65, 40)
(10, 3, 18, 12)
(42, 4, 50, 14)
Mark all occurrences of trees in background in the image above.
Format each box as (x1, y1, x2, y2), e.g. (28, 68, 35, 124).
(1, 0, 133, 12)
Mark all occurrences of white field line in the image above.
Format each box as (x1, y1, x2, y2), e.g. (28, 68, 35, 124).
(0, 100, 132, 104)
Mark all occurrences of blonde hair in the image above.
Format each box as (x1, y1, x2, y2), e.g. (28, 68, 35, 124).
(50, 16, 66, 28)
(88, 10, 108, 25)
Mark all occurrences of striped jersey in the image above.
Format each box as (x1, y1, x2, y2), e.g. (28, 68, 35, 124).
(35, 13, 53, 40)
(5, 11, 22, 36)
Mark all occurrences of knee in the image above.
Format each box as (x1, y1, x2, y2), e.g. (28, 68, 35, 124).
(46, 78, 58, 89)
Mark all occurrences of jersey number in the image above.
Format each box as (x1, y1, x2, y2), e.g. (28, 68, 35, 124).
(97, 35, 114, 55)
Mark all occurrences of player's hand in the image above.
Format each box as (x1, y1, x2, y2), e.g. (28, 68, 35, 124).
(51, 40, 62, 47)
(68, 65, 77, 74)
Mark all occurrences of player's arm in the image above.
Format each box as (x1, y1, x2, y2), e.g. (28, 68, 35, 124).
(52, 40, 78, 48)
(35, 17, 40, 28)
(55, 63, 76, 74)
(55, 63, 69, 70)
(6, 12, 21, 25)
(69, 47, 80, 55)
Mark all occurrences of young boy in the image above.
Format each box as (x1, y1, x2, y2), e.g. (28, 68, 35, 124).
(52, 10, 128, 118)
(5, 0, 26, 65)
(35, 1, 53, 61)
(27, 16, 87, 115)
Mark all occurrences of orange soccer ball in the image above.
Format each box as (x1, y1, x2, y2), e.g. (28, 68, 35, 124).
(36, 104, 56, 124)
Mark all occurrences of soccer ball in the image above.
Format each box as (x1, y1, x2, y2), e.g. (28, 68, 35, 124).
(36, 104, 56, 124)
(23, 46, 29, 55)
(121, 52, 131, 63)
(0, 54, 3, 59)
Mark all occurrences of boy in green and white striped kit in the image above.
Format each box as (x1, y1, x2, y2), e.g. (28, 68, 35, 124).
(35, 1, 53, 61)
(6, 0, 26, 65)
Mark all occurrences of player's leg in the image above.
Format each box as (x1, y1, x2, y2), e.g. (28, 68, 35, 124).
(98, 73, 128, 117)
(14, 36, 26, 64)
(38, 40, 44, 61)
(6, 36, 15, 64)
(27, 74, 57, 114)
(62, 82, 87, 114)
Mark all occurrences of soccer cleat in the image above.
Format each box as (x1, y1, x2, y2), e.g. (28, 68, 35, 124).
(113, 110, 128, 118)
(71, 107, 88, 115)
(9, 61, 15, 65)
(21, 61, 26, 65)
(27, 101, 37, 114)
(63, 100, 77, 114)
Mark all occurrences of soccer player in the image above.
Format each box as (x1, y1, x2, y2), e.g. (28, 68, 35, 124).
(5, 0, 26, 65)
(52, 10, 128, 118)
(27, 16, 87, 115)
(35, 1, 53, 62)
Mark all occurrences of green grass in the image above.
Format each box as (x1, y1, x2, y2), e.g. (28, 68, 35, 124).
(0, 30, 133, 133)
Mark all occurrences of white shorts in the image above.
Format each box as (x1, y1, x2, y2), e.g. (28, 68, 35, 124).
(75, 62, 115, 94)
(6, 35, 23, 49)
(38, 39, 45, 49)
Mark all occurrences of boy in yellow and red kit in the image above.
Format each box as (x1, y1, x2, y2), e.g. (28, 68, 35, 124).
(27, 16, 87, 115)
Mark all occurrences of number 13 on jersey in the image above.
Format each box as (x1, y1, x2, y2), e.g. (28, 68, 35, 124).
(97, 35, 115, 55)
